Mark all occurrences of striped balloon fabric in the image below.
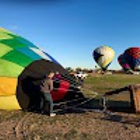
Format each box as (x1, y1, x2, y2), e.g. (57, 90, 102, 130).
(0, 28, 61, 110)
(118, 54, 131, 71)
(0, 28, 81, 110)
(0, 28, 60, 78)
(124, 47, 140, 70)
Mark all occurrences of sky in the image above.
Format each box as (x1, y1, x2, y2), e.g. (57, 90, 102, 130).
(1, 0, 140, 70)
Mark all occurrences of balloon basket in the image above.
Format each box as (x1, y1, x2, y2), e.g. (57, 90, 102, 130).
(104, 84, 140, 113)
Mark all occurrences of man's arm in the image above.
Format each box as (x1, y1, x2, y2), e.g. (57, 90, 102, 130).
(48, 79, 53, 91)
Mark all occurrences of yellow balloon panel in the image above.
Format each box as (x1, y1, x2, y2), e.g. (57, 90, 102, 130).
(0, 43, 13, 57)
(0, 95, 21, 110)
(101, 55, 115, 68)
(0, 77, 17, 96)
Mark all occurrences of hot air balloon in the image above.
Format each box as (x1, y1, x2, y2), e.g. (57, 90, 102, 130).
(123, 47, 140, 71)
(0, 28, 84, 110)
(118, 54, 131, 71)
(93, 46, 115, 71)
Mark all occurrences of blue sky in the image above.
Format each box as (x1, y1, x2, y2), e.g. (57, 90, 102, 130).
(1, 0, 140, 70)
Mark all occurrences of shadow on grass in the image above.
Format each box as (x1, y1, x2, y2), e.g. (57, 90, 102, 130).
(83, 98, 140, 127)
(84, 98, 140, 127)
(101, 113, 140, 127)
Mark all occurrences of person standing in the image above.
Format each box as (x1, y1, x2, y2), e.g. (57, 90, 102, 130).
(40, 72, 56, 116)
(77, 71, 85, 88)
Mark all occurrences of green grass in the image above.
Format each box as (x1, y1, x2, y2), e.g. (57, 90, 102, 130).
(85, 74, 140, 95)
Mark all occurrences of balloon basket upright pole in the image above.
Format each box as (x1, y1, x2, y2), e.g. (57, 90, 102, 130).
(129, 84, 140, 113)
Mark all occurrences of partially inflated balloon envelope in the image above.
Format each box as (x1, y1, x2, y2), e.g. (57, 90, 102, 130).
(0, 28, 80, 110)
(123, 47, 140, 71)
(118, 54, 131, 71)
(93, 46, 115, 71)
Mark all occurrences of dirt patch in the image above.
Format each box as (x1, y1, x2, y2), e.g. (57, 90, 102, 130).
(0, 110, 140, 140)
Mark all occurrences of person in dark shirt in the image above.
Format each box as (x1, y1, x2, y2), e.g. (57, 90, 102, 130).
(40, 72, 56, 116)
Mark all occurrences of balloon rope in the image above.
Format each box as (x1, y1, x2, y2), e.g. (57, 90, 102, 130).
(54, 96, 110, 114)
(54, 98, 93, 113)
(102, 97, 107, 112)
(54, 97, 86, 106)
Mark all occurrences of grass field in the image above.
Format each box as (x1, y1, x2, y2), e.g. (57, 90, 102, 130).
(0, 73, 140, 140)
(85, 73, 140, 94)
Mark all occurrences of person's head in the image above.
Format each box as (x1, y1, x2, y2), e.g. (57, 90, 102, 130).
(48, 72, 55, 78)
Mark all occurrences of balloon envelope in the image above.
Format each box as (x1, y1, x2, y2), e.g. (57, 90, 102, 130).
(0, 28, 81, 110)
(123, 47, 140, 70)
(118, 54, 131, 71)
(93, 46, 115, 70)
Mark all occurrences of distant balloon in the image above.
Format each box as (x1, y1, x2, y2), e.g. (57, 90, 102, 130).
(93, 46, 115, 71)
(123, 47, 140, 70)
(118, 54, 131, 71)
